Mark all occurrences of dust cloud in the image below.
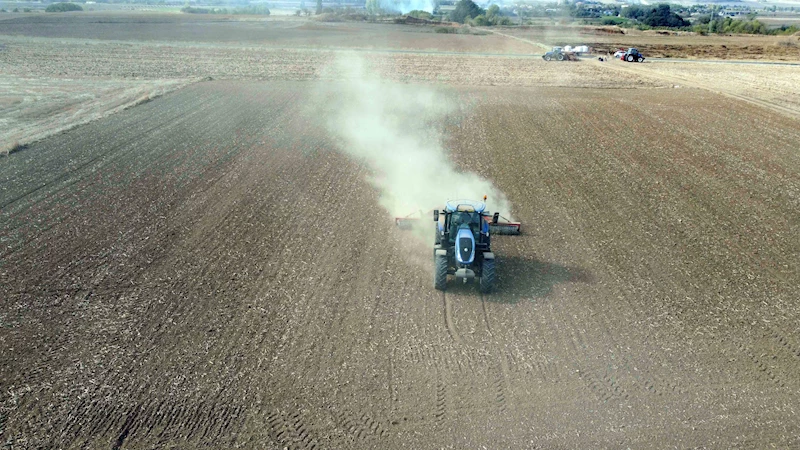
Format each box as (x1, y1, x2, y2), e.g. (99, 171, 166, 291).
(317, 55, 514, 224)
(378, 0, 434, 14)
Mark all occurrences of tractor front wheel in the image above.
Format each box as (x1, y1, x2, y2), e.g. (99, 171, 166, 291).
(434, 254, 448, 291)
(544, 55, 551, 61)
(637, 57, 644, 63)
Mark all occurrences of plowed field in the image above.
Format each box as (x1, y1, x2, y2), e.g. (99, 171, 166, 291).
(3, 79, 800, 448)
(2, 14, 800, 449)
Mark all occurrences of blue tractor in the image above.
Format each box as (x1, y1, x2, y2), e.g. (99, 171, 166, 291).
(432, 199, 519, 293)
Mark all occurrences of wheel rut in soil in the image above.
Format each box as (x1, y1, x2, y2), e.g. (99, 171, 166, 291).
(441, 291, 463, 346)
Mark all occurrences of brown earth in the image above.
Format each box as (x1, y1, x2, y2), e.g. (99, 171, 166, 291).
(2, 14, 800, 449)
(599, 59, 800, 119)
(4, 13, 797, 60)
(0, 13, 537, 54)
(0, 32, 666, 149)
(0, 74, 194, 153)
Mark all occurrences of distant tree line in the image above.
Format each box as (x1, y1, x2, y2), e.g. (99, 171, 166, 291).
(541, 0, 796, 35)
(406, 10, 434, 20)
(621, 4, 687, 27)
(45, 2, 84, 12)
(703, 16, 797, 35)
(449, 0, 511, 26)
(181, 4, 269, 14)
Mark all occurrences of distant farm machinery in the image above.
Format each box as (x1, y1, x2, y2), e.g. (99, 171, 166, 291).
(542, 46, 589, 62)
(542, 47, 576, 62)
(617, 48, 645, 62)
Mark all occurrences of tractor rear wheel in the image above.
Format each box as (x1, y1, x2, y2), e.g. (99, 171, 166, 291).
(557, 53, 565, 61)
(434, 254, 448, 291)
(480, 258, 496, 293)
(626, 55, 634, 62)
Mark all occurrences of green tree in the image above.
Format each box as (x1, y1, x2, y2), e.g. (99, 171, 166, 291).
(449, 0, 483, 24)
(621, 4, 648, 20)
(408, 10, 433, 19)
(708, 18, 719, 33)
(365, 0, 379, 14)
(642, 4, 687, 28)
(45, 3, 84, 12)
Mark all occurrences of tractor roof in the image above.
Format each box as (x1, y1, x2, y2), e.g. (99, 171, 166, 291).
(445, 200, 486, 213)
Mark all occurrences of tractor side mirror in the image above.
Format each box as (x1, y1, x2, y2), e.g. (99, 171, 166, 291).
(492, 212, 500, 224)
(433, 210, 439, 222)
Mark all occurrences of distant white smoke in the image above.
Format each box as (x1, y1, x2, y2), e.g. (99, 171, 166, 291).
(380, 0, 434, 14)
(317, 55, 514, 223)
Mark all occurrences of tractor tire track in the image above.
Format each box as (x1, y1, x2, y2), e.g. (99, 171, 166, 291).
(493, 363, 509, 413)
(767, 328, 800, 362)
(738, 343, 788, 388)
(434, 373, 448, 424)
(441, 292, 463, 346)
(480, 292, 493, 337)
(267, 410, 318, 450)
(576, 368, 630, 403)
(336, 410, 388, 441)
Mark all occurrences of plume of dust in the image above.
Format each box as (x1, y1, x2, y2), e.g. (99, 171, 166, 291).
(319, 55, 514, 230)
(379, 0, 434, 14)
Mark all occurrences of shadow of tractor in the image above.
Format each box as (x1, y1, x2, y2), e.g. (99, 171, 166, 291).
(489, 256, 593, 304)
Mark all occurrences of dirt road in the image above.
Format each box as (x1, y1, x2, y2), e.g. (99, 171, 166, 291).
(2, 79, 799, 447)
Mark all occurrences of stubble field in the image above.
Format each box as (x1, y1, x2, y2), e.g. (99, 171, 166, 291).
(1, 13, 800, 448)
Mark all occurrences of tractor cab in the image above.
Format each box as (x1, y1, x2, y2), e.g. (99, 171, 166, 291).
(447, 211, 485, 244)
(436, 200, 489, 245)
